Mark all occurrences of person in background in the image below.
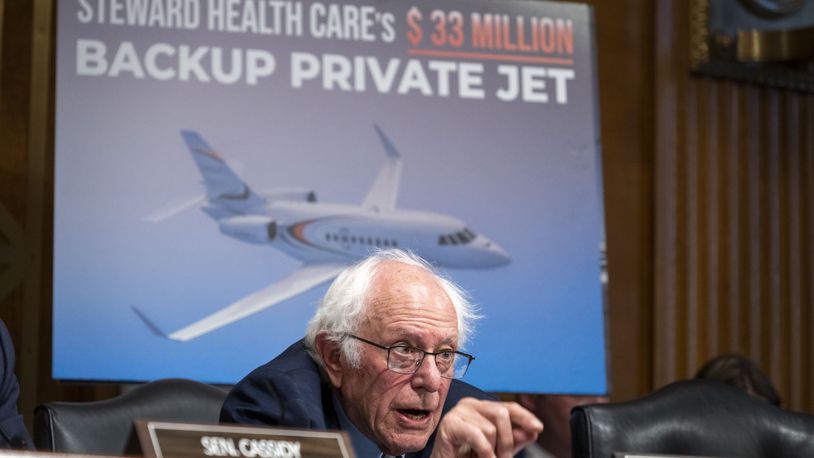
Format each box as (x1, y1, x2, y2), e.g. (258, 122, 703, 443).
(0, 319, 32, 449)
(694, 353, 782, 407)
(221, 249, 543, 458)
(518, 394, 607, 458)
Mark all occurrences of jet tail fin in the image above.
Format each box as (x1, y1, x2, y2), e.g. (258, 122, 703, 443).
(181, 130, 265, 216)
(362, 125, 402, 212)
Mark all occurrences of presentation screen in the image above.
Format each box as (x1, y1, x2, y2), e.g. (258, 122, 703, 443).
(54, 0, 607, 394)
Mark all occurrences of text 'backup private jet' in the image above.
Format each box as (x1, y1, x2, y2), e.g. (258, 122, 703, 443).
(136, 126, 510, 341)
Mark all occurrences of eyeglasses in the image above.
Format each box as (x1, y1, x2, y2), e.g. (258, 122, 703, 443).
(345, 334, 475, 379)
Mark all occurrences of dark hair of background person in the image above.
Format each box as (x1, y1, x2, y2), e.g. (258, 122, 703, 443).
(695, 354, 782, 407)
(517, 393, 608, 458)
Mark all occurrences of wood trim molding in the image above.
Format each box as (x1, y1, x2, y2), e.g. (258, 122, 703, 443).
(19, 0, 52, 428)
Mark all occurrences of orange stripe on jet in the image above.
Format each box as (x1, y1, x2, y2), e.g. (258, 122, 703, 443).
(195, 147, 225, 162)
(289, 220, 314, 246)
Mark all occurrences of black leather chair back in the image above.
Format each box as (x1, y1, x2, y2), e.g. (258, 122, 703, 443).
(571, 380, 814, 458)
(34, 378, 227, 455)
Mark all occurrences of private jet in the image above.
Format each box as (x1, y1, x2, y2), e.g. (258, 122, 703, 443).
(136, 126, 510, 341)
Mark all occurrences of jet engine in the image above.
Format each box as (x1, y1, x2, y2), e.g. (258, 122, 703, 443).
(261, 187, 317, 203)
(218, 215, 277, 244)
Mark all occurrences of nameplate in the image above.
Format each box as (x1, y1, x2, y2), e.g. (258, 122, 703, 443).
(0, 452, 119, 458)
(613, 454, 719, 458)
(136, 421, 356, 458)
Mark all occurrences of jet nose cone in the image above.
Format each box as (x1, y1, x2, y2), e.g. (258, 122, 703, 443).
(439, 234, 512, 269)
(486, 242, 511, 267)
(476, 238, 511, 267)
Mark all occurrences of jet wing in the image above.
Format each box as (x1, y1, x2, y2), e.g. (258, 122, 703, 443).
(361, 125, 402, 211)
(145, 263, 346, 341)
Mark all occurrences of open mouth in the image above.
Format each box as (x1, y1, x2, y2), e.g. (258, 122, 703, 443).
(398, 409, 430, 421)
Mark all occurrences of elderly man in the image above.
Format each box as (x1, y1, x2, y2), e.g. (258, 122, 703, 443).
(221, 250, 542, 457)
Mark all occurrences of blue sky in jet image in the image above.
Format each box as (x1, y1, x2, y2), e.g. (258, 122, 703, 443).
(53, 0, 606, 393)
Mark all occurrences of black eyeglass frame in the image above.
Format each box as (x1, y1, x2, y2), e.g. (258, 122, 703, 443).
(345, 334, 475, 379)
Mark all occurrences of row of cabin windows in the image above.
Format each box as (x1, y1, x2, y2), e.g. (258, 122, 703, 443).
(324, 232, 398, 248)
(439, 228, 476, 246)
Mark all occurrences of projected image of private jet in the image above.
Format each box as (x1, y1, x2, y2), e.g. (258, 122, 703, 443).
(137, 126, 510, 341)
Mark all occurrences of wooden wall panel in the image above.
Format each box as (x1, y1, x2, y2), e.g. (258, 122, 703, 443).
(653, 0, 681, 385)
(654, 0, 814, 413)
(587, 0, 656, 401)
(0, 0, 34, 378)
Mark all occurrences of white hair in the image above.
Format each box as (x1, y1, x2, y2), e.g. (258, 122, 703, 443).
(305, 249, 479, 369)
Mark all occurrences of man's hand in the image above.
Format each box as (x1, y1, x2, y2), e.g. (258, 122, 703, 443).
(430, 398, 544, 458)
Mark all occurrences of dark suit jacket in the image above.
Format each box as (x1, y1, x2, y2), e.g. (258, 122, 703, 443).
(0, 320, 32, 449)
(221, 339, 492, 457)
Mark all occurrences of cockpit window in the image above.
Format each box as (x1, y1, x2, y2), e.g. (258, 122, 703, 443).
(439, 230, 476, 245)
